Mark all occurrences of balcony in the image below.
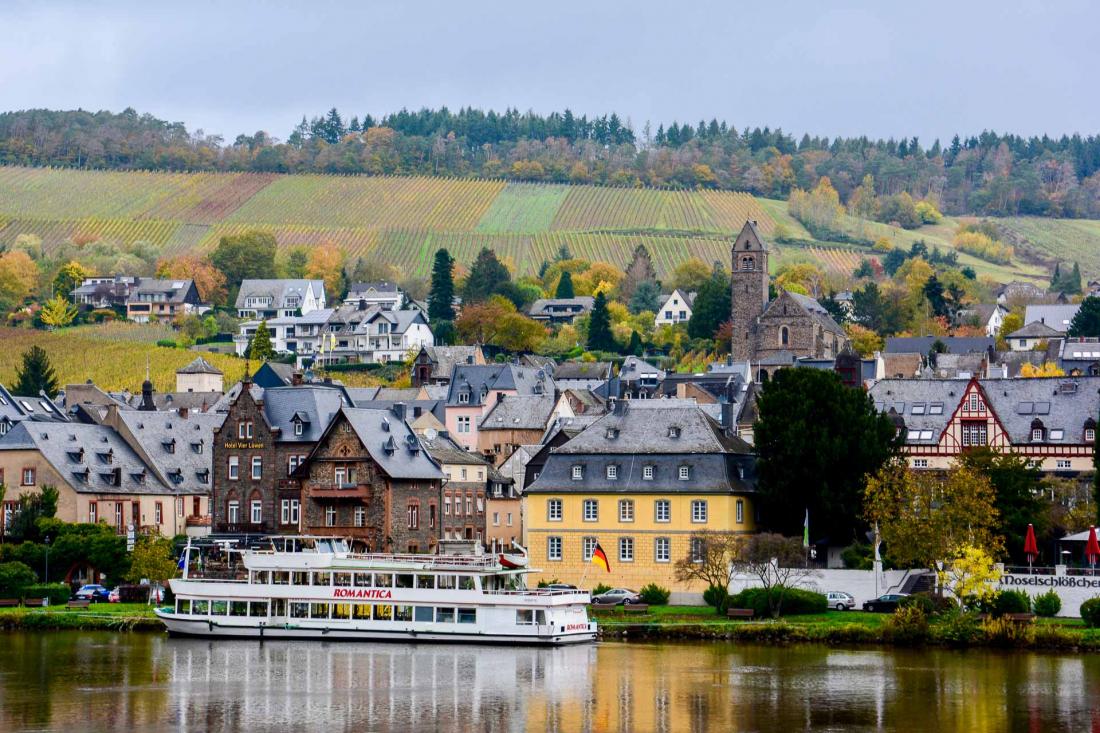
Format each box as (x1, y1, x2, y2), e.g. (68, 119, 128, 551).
(309, 484, 370, 499)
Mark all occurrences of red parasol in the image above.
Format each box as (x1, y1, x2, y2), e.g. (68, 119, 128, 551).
(1023, 523, 1038, 572)
(1087, 526, 1100, 570)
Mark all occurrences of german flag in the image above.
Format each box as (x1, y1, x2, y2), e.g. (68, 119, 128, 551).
(591, 542, 611, 573)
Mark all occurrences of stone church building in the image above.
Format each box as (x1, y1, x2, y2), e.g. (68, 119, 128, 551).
(729, 221, 849, 377)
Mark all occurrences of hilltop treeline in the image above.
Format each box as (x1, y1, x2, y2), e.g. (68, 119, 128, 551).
(3, 106, 1100, 218)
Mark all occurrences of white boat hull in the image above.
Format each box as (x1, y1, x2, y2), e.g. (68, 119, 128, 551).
(155, 610, 596, 645)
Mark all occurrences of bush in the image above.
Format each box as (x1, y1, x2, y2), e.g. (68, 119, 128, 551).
(155, 339, 178, 348)
(1033, 590, 1062, 618)
(883, 605, 929, 646)
(590, 583, 612, 597)
(1032, 623, 1076, 650)
(20, 583, 70, 605)
(1080, 597, 1100, 627)
(638, 583, 670, 606)
(703, 584, 729, 613)
(536, 578, 560, 589)
(0, 561, 37, 597)
(987, 589, 1031, 616)
(901, 592, 957, 616)
(726, 587, 826, 617)
(934, 611, 982, 647)
(980, 616, 1035, 647)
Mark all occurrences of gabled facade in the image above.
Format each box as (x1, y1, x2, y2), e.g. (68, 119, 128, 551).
(654, 289, 695, 327)
(71, 275, 141, 309)
(869, 377, 1100, 473)
(410, 345, 486, 387)
(527, 297, 595, 324)
(417, 429, 493, 544)
(444, 364, 555, 451)
(295, 406, 444, 552)
(126, 279, 206, 323)
(344, 281, 404, 311)
(235, 279, 326, 319)
(476, 394, 563, 465)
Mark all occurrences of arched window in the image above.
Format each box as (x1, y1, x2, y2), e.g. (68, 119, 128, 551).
(1031, 419, 1045, 442)
(757, 369, 769, 383)
(780, 326, 790, 346)
(740, 255, 755, 271)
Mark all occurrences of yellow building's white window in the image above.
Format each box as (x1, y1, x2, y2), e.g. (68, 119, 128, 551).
(691, 500, 708, 523)
(678, 465, 690, 481)
(736, 499, 744, 524)
(606, 464, 618, 480)
(655, 537, 670, 563)
(583, 536, 596, 561)
(655, 499, 670, 522)
(583, 499, 599, 522)
(547, 536, 562, 561)
(572, 465, 583, 480)
(619, 537, 634, 562)
(643, 465, 654, 481)
(547, 498, 563, 521)
(619, 499, 634, 522)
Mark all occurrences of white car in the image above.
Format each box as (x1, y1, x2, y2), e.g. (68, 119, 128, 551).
(826, 591, 855, 611)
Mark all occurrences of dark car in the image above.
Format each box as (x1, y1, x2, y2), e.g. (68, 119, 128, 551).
(73, 584, 111, 603)
(862, 593, 908, 613)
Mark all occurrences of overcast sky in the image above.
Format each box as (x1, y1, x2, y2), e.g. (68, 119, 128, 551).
(1, 1, 1097, 145)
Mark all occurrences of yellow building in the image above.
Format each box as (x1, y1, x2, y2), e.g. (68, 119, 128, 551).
(524, 401, 756, 593)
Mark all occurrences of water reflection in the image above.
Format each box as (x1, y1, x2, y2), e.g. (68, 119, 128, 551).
(3, 632, 1100, 732)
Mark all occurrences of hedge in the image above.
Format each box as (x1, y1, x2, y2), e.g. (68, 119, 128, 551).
(21, 583, 70, 605)
(726, 587, 827, 617)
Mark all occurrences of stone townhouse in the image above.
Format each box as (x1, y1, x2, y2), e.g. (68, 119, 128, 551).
(295, 405, 444, 553)
(869, 376, 1100, 474)
(210, 380, 349, 534)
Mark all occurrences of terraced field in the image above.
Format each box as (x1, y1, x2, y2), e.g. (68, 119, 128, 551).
(998, 217, 1100, 275)
(0, 165, 1059, 281)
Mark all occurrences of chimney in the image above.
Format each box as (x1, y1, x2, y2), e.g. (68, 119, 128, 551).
(720, 399, 734, 436)
(391, 402, 407, 422)
(291, 371, 304, 386)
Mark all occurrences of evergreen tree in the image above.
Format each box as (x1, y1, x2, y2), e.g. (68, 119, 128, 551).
(587, 291, 616, 352)
(629, 280, 661, 314)
(1051, 263, 1062, 290)
(687, 272, 732, 339)
(1068, 296, 1100, 338)
(461, 247, 511, 304)
(626, 330, 643, 356)
(1070, 262, 1083, 294)
(428, 248, 456, 322)
(13, 345, 59, 397)
(555, 271, 575, 298)
(248, 320, 276, 363)
(621, 244, 658, 301)
(556, 245, 572, 262)
(922, 274, 949, 318)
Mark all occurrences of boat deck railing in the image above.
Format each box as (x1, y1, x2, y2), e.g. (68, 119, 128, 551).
(482, 589, 589, 597)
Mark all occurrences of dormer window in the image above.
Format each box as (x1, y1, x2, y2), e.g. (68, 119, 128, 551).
(678, 465, 690, 481)
(1087, 428, 1097, 442)
(294, 421, 303, 436)
(163, 438, 176, 454)
(191, 441, 203, 454)
(606, 427, 619, 440)
(607, 465, 618, 480)
(668, 426, 681, 439)
(1031, 419, 1045, 442)
(572, 465, 583, 481)
(458, 391, 470, 405)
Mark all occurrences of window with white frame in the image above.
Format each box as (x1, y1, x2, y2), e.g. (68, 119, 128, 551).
(228, 456, 239, 480)
(1057, 459, 1072, 469)
(618, 537, 634, 562)
(736, 499, 744, 524)
(444, 496, 451, 515)
(691, 536, 706, 563)
(678, 465, 690, 481)
(1032, 428, 1044, 441)
(250, 500, 262, 524)
(294, 421, 303, 436)
(583, 536, 597, 561)
(228, 500, 239, 524)
(619, 499, 634, 522)
(691, 500, 708, 523)
(655, 499, 671, 522)
(154, 502, 162, 525)
(572, 465, 583, 480)
(606, 464, 618, 480)
(913, 458, 929, 469)
(655, 537, 671, 563)
(1088, 428, 1097, 442)
(290, 500, 299, 525)
(354, 506, 365, 527)
(281, 500, 292, 524)
(643, 465, 654, 481)
(583, 499, 598, 522)
(325, 506, 336, 527)
(457, 416, 471, 433)
(492, 512, 500, 526)
(548, 536, 563, 561)
(251, 456, 262, 480)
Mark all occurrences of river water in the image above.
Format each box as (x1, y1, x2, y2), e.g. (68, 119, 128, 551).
(1, 631, 1099, 732)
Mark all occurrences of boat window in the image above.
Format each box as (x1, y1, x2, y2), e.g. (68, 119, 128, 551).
(334, 572, 353, 587)
(192, 600, 208, 616)
(354, 572, 373, 588)
(374, 574, 393, 588)
(416, 575, 435, 589)
(292, 571, 310, 586)
(290, 602, 309, 619)
(176, 599, 190, 615)
(458, 576, 475, 590)
(535, 610, 547, 625)
(272, 599, 286, 618)
(249, 601, 268, 618)
(353, 604, 372, 620)
(212, 600, 228, 616)
(458, 608, 477, 624)
(332, 603, 351, 620)
(250, 571, 270, 584)
(272, 571, 290, 585)
(516, 609, 534, 625)
(313, 572, 331, 586)
(394, 605, 413, 621)
(414, 606, 434, 622)
(437, 575, 456, 590)
(373, 605, 393, 621)
(230, 601, 249, 617)
(435, 607, 455, 623)
(395, 574, 414, 589)
(311, 603, 330, 619)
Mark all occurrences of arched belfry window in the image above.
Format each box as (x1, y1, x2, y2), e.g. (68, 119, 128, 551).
(741, 255, 755, 271)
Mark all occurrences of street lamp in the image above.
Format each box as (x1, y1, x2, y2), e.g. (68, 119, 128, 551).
(44, 536, 50, 585)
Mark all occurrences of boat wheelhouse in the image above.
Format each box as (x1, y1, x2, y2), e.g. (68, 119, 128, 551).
(155, 537, 596, 645)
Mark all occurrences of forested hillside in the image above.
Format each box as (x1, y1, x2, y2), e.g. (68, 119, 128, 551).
(2, 107, 1100, 218)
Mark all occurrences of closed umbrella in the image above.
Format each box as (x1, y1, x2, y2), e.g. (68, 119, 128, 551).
(1023, 523, 1038, 574)
(1087, 526, 1100, 574)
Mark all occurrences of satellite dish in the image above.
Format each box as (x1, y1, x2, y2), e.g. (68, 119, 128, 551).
(424, 428, 437, 440)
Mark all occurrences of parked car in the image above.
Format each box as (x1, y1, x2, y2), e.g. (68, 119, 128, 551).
(108, 587, 120, 603)
(72, 584, 110, 603)
(862, 593, 908, 613)
(592, 588, 640, 605)
(826, 591, 855, 611)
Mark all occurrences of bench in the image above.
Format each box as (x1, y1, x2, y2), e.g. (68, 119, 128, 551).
(22, 598, 46, 608)
(66, 600, 91, 610)
(623, 604, 649, 614)
(727, 608, 755, 620)
(0, 599, 19, 608)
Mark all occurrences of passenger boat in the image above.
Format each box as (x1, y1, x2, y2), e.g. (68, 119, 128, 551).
(154, 537, 596, 645)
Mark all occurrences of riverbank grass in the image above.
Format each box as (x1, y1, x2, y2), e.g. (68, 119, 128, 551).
(0, 602, 160, 631)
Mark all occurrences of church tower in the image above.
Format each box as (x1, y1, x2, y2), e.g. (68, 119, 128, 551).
(729, 220, 769, 362)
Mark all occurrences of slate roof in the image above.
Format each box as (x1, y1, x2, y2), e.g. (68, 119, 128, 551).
(553, 361, 612, 380)
(884, 337, 994, 354)
(417, 430, 492, 466)
(348, 281, 400, 296)
(1024, 305, 1079, 332)
(479, 395, 556, 431)
(235, 279, 324, 310)
(528, 297, 595, 318)
(251, 362, 297, 389)
(1061, 339, 1100, 362)
(339, 407, 444, 480)
(0, 420, 180, 495)
(868, 379, 965, 444)
(420, 346, 483, 381)
(115, 410, 223, 493)
(527, 402, 755, 494)
(786, 292, 847, 336)
(618, 356, 666, 383)
(957, 304, 1002, 323)
(375, 388, 421, 402)
(0, 384, 68, 424)
(446, 364, 554, 407)
(127, 279, 197, 303)
(126, 391, 223, 412)
(177, 356, 223, 375)
(992, 350, 1048, 378)
(261, 386, 351, 443)
(1009, 321, 1062, 339)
